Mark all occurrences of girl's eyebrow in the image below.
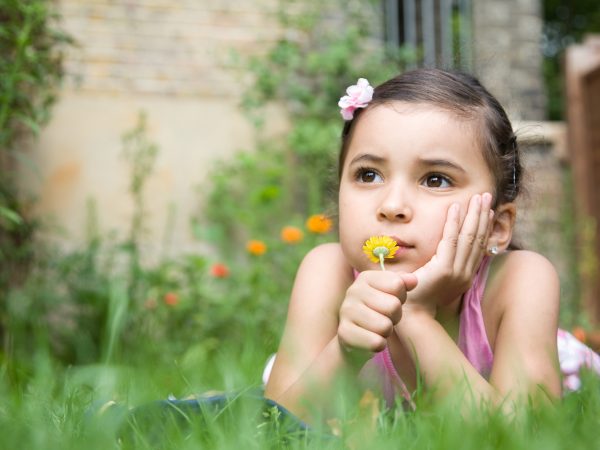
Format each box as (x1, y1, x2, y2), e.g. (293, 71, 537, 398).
(418, 158, 466, 173)
(348, 153, 386, 165)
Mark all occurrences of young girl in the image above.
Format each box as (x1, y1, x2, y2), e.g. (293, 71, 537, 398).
(264, 68, 600, 422)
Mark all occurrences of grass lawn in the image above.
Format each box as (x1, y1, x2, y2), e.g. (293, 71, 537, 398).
(2, 339, 599, 450)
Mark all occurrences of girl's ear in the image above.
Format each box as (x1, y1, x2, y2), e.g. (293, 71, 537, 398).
(489, 202, 516, 252)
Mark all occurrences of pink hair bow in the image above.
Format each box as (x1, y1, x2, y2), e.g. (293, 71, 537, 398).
(338, 78, 374, 120)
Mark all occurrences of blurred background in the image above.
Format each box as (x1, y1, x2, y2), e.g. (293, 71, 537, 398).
(1, 0, 600, 387)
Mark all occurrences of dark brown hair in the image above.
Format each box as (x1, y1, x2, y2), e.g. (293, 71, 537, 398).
(338, 68, 521, 207)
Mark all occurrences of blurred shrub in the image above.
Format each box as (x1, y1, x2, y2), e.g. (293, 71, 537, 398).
(542, 0, 600, 119)
(0, 0, 73, 357)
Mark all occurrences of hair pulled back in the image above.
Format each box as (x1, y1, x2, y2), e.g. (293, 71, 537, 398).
(339, 68, 521, 207)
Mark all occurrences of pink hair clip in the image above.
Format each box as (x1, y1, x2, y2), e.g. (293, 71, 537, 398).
(338, 78, 374, 120)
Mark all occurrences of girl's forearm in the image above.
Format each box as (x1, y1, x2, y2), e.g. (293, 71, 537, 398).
(395, 308, 506, 409)
(267, 335, 361, 423)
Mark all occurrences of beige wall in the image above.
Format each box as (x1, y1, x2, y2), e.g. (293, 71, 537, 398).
(26, 0, 286, 258)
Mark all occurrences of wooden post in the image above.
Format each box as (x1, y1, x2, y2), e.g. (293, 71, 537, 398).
(566, 35, 600, 324)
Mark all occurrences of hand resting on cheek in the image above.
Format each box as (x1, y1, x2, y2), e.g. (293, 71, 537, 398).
(406, 192, 494, 316)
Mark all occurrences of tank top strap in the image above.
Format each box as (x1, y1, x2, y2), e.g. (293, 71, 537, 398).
(458, 256, 494, 377)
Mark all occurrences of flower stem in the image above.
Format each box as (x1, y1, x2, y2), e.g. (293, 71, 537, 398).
(379, 254, 385, 271)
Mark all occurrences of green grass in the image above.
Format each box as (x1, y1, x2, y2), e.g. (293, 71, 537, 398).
(2, 341, 600, 450)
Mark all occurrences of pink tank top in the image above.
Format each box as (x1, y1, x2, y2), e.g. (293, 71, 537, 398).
(360, 257, 494, 406)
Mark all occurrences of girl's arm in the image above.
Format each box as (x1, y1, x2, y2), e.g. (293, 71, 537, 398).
(486, 250, 561, 401)
(396, 250, 561, 411)
(264, 243, 354, 420)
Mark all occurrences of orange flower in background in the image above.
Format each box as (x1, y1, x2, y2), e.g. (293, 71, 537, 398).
(572, 326, 587, 343)
(246, 239, 267, 255)
(210, 262, 230, 278)
(281, 226, 304, 244)
(163, 291, 179, 307)
(306, 214, 333, 234)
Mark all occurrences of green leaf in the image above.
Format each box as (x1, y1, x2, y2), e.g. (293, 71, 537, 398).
(0, 205, 22, 225)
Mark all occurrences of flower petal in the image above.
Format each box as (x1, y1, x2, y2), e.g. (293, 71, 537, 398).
(338, 78, 374, 121)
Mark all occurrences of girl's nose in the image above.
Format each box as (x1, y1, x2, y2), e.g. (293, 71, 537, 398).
(376, 186, 413, 222)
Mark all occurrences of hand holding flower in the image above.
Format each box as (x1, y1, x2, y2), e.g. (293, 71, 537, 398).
(337, 269, 417, 366)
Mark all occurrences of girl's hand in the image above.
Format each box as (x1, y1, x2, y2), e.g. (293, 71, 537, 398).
(406, 192, 494, 315)
(337, 271, 417, 365)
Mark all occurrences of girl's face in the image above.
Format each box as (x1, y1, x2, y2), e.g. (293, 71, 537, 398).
(339, 102, 496, 273)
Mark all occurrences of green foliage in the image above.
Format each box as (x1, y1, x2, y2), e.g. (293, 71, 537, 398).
(120, 112, 159, 300)
(0, 0, 73, 339)
(0, 0, 72, 147)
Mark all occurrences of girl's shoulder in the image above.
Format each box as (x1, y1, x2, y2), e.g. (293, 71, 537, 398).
(299, 242, 352, 276)
(291, 243, 354, 302)
(303, 242, 348, 263)
(485, 249, 560, 311)
(488, 249, 558, 281)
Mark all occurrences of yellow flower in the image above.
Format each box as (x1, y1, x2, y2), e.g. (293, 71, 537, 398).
(362, 236, 399, 270)
(306, 214, 333, 234)
(246, 239, 267, 255)
(281, 226, 304, 244)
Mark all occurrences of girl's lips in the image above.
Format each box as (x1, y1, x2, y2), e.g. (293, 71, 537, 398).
(389, 235, 412, 248)
(388, 236, 414, 260)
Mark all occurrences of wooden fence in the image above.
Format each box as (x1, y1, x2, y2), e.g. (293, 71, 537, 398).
(566, 35, 600, 324)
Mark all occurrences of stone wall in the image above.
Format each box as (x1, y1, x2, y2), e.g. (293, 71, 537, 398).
(472, 0, 547, 120)
(513, 121, 583, 320)
(514, 122, 571, 285)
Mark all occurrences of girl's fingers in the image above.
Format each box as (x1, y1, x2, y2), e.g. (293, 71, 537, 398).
(352, 306, 395, 337)
(399, 273, 418, 292)
(361, 270, 413, 298)
(338, 324, 388, 354)
(465, 193, 493, 270)
(435, 202, 461, 265)
(453, 194, 482, 268)
(362, 290, 403, 323)
(338, 303, 392, 352)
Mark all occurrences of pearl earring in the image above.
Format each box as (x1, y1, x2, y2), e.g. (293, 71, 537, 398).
(488, 246, 499, 255)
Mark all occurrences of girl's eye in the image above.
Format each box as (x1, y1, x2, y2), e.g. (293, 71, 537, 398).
(423, 174, 452, 188)
(356, 168, 383, 183)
